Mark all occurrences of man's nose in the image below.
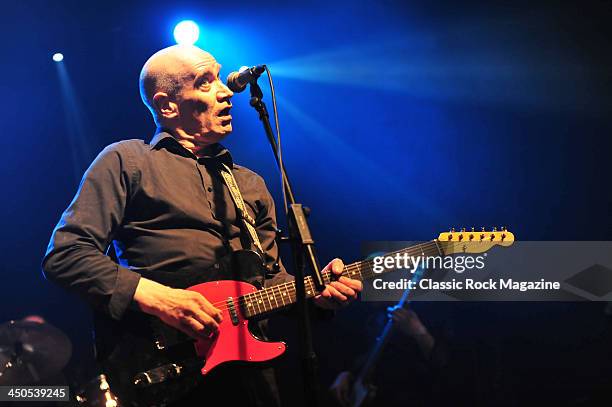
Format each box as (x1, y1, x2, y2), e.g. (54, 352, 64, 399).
(218, 82, 234, 100)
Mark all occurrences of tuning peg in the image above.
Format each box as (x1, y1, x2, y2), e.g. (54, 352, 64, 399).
(471, 227, 475, 232)
(451, 227, 455, 233)
(502, 226, 506, 231)
(481, 227, 485, 232)
(493, 227, 498, 232)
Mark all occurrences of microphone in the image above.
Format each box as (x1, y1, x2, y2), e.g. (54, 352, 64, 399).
(226, 65, 266, 93)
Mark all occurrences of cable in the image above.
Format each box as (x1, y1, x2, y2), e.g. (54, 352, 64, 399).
(264, 65, 289, 215)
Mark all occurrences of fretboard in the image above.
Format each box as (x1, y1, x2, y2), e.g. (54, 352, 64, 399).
(240, 240, 443, 318)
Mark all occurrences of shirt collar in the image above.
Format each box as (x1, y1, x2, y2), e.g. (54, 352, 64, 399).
(149, 129, 234, 168)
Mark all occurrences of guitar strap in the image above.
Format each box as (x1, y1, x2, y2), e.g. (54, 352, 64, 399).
(219, 163, 265, 255)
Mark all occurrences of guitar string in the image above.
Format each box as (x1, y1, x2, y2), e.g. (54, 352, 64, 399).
(202, 238, 501, 313)
(202, 237, 507, 313)
(202, 240, 442, 310)
(204, 237, 503, 315)
(232, 240, 445, 312)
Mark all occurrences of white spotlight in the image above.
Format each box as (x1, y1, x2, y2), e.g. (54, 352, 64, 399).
(173, 20, 200, 45)
(52, 53, 64, 62)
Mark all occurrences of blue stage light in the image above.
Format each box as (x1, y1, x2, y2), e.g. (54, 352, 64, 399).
(52, 53, 64, 62)
(174, 20, 200, 45)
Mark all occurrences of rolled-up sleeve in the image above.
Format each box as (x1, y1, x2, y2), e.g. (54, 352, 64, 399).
(42, 143, 141, 320)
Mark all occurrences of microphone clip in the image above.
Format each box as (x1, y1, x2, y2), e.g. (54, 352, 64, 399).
(226, 65, 266, 93)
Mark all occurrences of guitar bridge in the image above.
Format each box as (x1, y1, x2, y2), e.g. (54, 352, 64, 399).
(227, 297, 239, 326)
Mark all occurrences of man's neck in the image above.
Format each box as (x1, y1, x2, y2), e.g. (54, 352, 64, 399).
(171, 128, 216, 158)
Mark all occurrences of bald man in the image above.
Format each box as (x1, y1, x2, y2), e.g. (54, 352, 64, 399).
(43, 45, 361, 406)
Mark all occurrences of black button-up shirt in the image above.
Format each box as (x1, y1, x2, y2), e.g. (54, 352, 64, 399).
(43, 130, 290, 320)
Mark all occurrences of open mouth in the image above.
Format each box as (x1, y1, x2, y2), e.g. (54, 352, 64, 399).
(218, 105, 232, 119)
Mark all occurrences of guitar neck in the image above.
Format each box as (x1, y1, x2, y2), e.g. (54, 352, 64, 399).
(241, 240, 443, 319)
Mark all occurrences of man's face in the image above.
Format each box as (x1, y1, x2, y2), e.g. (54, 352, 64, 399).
(175, 55, 234, 145)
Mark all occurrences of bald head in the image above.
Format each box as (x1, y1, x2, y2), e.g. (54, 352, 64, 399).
(139, 45, 217, 125)
(138, 45, 234, 149)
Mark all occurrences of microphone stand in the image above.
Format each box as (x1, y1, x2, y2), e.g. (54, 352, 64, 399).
(248, 79, 325, 407)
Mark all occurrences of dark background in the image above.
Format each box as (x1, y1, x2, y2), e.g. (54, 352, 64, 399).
(1, 0, 611, 404)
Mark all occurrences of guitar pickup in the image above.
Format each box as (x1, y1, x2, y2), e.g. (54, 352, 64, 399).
(227, 297, 239, 326)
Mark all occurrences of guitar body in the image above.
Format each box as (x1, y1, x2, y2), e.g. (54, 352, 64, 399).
(187, 280, 286, 375)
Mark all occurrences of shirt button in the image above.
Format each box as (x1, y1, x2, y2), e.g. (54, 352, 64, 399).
(207, 187, 213, 192)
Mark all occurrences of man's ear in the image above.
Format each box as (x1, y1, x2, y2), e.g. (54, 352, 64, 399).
(153, 92, 179, 119)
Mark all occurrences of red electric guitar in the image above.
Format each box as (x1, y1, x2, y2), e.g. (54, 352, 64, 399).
(100, 228, 514, 405)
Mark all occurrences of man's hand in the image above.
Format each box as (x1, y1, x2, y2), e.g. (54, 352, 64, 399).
(388, 307, 428, 338)
(133, 278, 223, 339)
(313, 259, 362, 310)
(389, 306, 435, 357)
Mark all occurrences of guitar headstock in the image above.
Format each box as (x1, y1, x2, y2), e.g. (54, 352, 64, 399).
(437, 227, 515, 255)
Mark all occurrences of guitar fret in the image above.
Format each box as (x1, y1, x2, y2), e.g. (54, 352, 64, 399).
(279, 285, 286, 307)
(255, 291, 262, 314)
(251, 291, 257, 315)
(307, 278, 314, 298)
(273, 286, 280, 309)
(259, 291, 266, 313)
(248, 291, 255, 316)
(266, 288, 273, 310)
(364, 261, 373, 280)
(245, 292, 253, 316)
(433, 239, 443, 256)
(242, 292, 252, 318)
